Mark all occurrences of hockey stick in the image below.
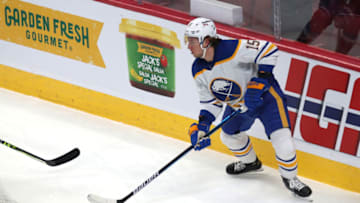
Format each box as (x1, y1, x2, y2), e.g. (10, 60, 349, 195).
(0, 138, 80, 166)
(87, 107, 246, 203)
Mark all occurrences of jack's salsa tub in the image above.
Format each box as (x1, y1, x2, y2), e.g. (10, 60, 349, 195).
(119, 18, 180, 97)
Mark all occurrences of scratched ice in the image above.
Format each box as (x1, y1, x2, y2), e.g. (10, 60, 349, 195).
(0, 87, 359, 203)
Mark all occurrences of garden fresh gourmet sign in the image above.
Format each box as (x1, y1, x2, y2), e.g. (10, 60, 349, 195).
(0, 0, 105, 68)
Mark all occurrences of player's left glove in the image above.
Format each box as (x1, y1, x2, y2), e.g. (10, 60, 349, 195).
(188, 122, 211, 151)
(244, 77, 270, 113)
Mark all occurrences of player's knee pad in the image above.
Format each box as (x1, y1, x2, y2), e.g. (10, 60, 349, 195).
(270, 128, 297, 178)
(220, 131, 249, 149)
(220, 131, 256, 163)
(270, 128, 296, 159)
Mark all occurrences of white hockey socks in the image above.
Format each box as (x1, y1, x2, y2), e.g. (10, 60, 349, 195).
(270, 128, 298, 179)
(220, 131, 257, 163)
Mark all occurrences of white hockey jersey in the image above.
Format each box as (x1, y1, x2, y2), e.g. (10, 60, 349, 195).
(191, 39, 279, 118)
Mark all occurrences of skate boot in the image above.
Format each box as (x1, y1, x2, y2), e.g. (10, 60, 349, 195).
(226, 157, 262, 175)
(282, 176, 312, 197)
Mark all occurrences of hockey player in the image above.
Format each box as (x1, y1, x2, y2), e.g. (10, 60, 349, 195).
(297, 0, 360, 54)
(185, 17, 312, 198)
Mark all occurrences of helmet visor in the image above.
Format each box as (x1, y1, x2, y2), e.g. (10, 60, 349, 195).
(184, 35, 200, 47)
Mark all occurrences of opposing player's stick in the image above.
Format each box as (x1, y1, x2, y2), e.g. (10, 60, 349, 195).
(88, 107, 246, 203)
(0, 138, 80, 166)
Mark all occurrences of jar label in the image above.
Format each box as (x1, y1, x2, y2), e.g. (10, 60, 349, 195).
(126, 37, 175, 96)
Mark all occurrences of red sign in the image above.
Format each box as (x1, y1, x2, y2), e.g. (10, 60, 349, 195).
(285, 58, 360, 156)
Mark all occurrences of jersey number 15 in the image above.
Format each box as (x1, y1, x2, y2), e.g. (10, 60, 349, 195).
(246, 40, 260, 50)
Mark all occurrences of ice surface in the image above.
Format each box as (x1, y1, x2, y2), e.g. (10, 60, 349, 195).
(0, 87, 359, 203)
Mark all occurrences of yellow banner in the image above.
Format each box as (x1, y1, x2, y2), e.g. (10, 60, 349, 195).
(0, 0, 105, 68)
(137, 42, 163, 58)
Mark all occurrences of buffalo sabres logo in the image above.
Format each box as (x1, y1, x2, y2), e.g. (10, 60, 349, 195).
(210, 78, 242, 102)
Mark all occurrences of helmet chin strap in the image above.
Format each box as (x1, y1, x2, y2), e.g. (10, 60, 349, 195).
(200, 41, 210, 59)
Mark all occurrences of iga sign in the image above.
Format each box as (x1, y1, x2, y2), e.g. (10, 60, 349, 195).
(285, 58, 360, 156)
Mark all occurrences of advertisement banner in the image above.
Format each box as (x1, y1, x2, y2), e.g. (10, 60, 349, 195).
(0, 0, 105, 68)
(119, 18, 180, 97)
(1, 0, 359, 191)
(285, 57, 360, 157)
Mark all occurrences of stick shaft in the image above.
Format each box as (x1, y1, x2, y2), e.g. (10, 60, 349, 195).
(119, 108, 243, 202)
(0, 139, 47, 163)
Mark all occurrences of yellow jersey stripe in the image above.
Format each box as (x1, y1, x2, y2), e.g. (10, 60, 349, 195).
(269, 87, 289, 128)
(194, 40, 242, 79)
(194, 69, 207, 79)
(260, 43, 276, 59)
(214, 40, 242, 66)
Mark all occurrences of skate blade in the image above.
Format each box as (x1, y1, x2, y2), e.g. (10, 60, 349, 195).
(293, 193, 313, 202)
(227, 167, 264, 175)
(246, 167, 264, 174)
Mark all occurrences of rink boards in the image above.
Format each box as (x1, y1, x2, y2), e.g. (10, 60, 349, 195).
(0, 0, 360, 193)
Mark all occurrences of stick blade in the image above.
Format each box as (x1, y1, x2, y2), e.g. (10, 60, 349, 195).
(46, 148, 80, 166)
(87, 194, 118, 203)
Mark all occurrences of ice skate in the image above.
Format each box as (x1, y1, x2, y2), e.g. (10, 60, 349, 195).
(226, 157, 263, 175)
(282, 176, 312, 200)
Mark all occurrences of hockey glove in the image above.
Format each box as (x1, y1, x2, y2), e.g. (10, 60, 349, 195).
(188, 122, 211, 151)
(244, 77, 270, 113)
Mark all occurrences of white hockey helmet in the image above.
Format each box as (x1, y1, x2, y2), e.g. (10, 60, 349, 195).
(184, 17, 217, 46)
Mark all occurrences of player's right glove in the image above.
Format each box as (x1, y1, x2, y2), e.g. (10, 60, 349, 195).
(188, 122, 211, 151)
(244, 77, 270, 113)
